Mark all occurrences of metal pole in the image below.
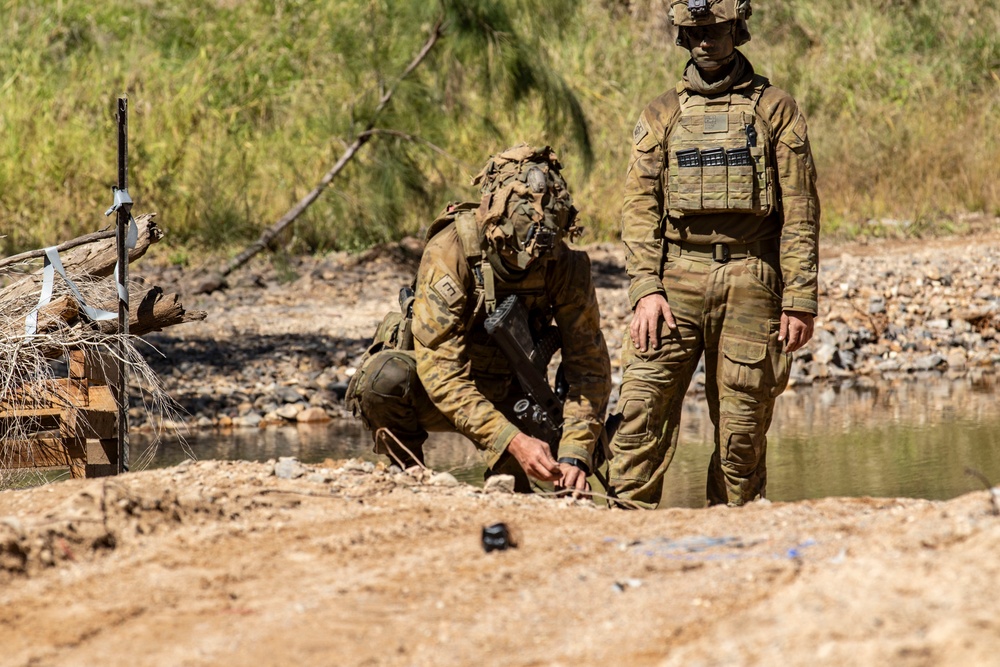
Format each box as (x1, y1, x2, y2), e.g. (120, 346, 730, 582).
(115, 96, 130, 474)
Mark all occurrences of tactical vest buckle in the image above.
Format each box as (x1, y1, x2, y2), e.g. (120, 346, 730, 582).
(713, 243, 731, 263)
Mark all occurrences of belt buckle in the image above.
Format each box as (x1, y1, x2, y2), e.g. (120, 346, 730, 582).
(713, 243, 730, 263)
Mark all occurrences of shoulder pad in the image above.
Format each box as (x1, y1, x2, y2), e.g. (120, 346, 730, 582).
(425, 201, 479, 243)
(454, 210, 482, 260)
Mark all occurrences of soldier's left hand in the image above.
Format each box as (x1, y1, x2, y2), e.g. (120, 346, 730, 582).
(779, 311, 815, 352)
(555, 463, 590, 495)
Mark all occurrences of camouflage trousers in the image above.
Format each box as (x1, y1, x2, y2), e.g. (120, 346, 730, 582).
(346, 349, 533, 491)
(609, 246, 791, 508)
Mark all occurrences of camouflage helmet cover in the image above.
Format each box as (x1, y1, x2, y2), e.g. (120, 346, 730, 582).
(669, 0, 752, 46)
(472, 144, 580, 271)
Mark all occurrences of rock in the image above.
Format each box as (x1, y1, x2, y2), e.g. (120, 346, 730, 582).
(926, 319, 950, 330)
(875, 359, 901, 372)
(275, 403, 303, 420)
(296, 407, 330, 423)
(946, 348, 967, 370)
(813, 343, 840, 367)
(277, 386, 305, 404)
(484, 475, 517, 494)
(274, 457, 306, 479)
(913, 354, 946, 371)
(429, 472, 460, 487)
(191, 270, 227, 294)
(868, 296, 886, 314)
(342, 460, 376, 474)
(235, 413, 263, 428)
(837, 350, 856, 370)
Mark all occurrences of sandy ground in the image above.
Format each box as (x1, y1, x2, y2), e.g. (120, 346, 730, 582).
(3, 228, 1000, 666)
(1, 459, 999, 667)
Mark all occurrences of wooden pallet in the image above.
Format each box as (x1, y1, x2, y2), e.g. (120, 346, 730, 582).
(0, 350, 119, 478)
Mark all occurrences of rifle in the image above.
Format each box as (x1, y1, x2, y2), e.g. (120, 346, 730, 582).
(484, 295, 616, 485)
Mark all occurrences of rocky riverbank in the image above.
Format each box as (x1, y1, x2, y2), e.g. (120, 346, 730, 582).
(135, 225, 1000, 431)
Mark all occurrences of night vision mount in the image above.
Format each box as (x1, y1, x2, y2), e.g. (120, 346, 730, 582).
(687, 0, 710, 17)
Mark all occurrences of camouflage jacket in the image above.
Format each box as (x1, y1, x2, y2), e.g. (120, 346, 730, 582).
(622, 55, 820, 314)
(411, 215, 611, 470)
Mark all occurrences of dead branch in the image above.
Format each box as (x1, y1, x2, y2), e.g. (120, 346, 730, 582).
(0, 214, 162, 303)
(215, 16, 445, 284)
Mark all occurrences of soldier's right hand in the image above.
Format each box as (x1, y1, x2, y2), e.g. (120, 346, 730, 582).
(630, 293, 676, 352)
(507, 433, 561, 482)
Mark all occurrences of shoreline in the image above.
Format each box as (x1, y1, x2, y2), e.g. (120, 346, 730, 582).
(133, 229, 1000, 432)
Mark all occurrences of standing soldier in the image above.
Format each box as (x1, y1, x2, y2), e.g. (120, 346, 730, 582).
(609, 0, 820, 508)
(347, 145, 611, 493)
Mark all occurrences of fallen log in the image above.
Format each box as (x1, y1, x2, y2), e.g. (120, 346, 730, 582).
(31, 287, 206, 357)
(0, 213, 162, 303)
(1, 213, 206, 354)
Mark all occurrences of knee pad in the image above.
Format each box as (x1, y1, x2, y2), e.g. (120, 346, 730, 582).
(368, 352, 417, 399)
(349, 351, 419, 430)
(723, 432, 763, 476)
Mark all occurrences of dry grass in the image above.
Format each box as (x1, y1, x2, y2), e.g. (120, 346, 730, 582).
(0, 268, 180, 488)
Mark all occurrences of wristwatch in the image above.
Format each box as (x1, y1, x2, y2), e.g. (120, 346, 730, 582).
(557, 457, 590, 476)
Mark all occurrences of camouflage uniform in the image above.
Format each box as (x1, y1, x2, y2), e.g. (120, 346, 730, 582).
(348, 147, 611, 486)
(609, 48, 820, 508)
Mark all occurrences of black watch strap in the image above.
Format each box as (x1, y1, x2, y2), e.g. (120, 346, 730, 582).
(557, 457, 590, 476)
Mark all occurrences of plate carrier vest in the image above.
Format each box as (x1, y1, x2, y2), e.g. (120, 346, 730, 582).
(666, 74, 777, 218)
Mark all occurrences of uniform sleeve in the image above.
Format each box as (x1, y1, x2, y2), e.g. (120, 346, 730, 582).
(548, 249, 612, 470)
(621, 100, 672, 310)
(411, 248, 520, 467)
(771, 97, 821, 314)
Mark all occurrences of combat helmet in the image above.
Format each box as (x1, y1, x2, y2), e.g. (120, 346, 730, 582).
(472, 144, 580, 273)
(669, 0, 752, 47)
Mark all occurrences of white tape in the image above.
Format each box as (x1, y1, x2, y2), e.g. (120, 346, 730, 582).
(24, 246, 119, 336)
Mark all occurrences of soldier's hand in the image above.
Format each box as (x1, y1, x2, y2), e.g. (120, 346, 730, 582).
(507, 433, 561, 482)
(779, 311, 815, 352)
(630, 293, 676, 353)
(555, 464, 590, 496)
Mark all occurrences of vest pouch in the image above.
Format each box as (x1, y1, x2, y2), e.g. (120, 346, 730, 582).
(701, 147, 728, 210)
(670, 147, 703, 212)
(373, 311, 404, 349)
(726, 146, 755, 210)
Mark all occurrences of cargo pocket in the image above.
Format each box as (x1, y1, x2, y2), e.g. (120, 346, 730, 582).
(720, 335, 768, 394)
(609, 397, 657, 483)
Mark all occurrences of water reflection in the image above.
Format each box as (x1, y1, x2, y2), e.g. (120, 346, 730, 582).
(137, 378, 1000, 508)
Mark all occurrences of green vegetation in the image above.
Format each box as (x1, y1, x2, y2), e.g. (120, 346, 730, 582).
(1, 0, 998, 257)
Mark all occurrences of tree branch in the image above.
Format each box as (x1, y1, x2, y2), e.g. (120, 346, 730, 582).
(217, 16, 446, 282)
(0, 229, 115, 271)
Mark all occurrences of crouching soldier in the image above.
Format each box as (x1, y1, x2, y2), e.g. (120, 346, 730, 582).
(346, 145, 611, 493)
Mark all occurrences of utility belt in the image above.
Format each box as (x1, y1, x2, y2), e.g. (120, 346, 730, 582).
(666, 238, 778, 264)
